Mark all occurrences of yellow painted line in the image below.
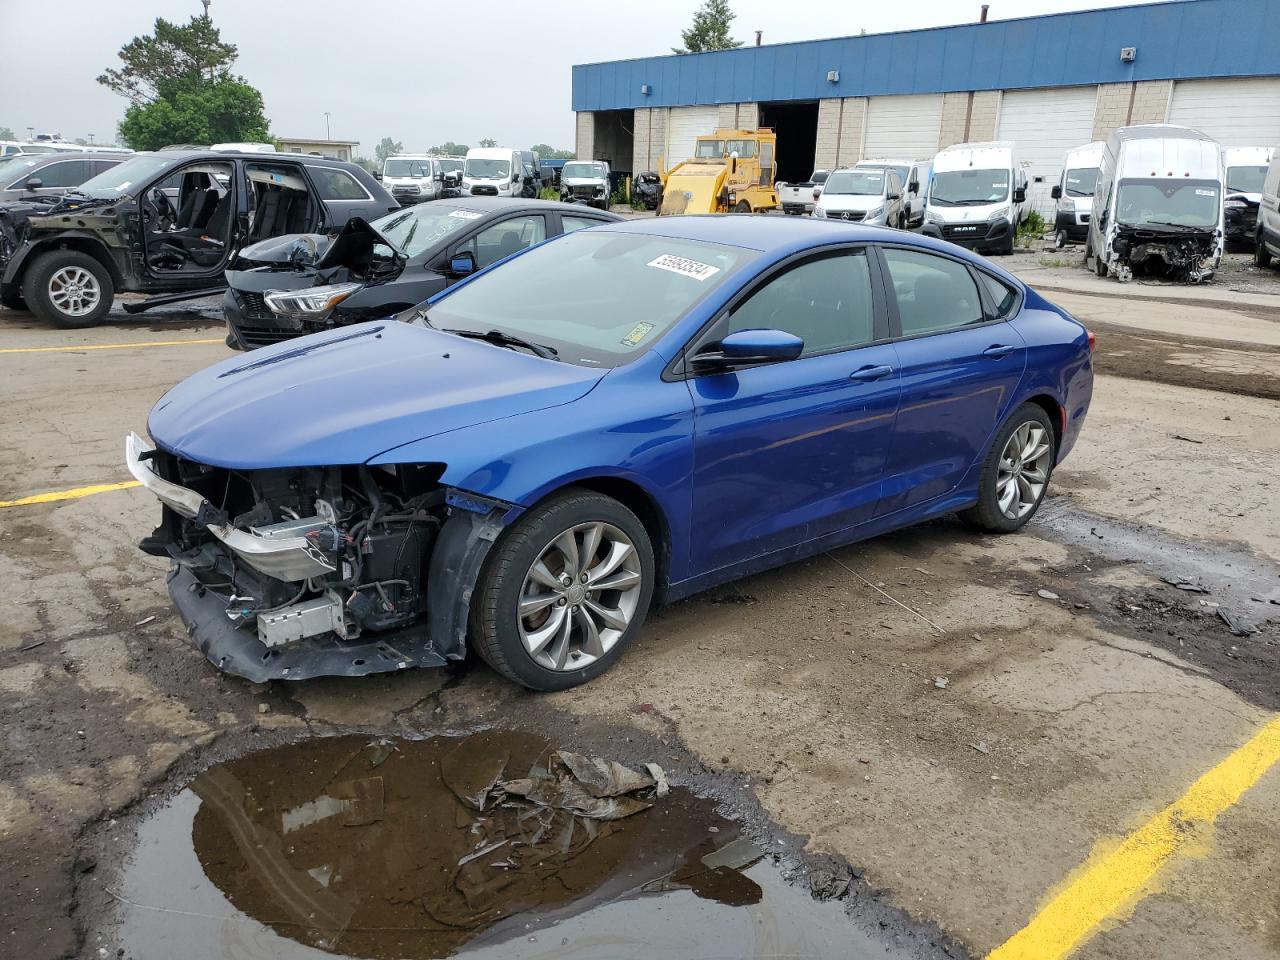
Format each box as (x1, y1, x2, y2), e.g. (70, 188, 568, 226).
(0, 337, 222, 355)
(0, 480, 141, 508)
(989, 714, 1280, 960)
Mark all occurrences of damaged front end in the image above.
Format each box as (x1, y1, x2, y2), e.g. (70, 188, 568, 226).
(126, 433, 506, 682)
(1106, 225, 1220, 284)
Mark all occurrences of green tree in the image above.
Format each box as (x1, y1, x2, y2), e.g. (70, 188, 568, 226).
(351, 155, 377, 174)
(0, 126, 15, 140)
(117, 79, 270, 151)
(673, 0, 742, 54)
(428, 141, 469, 155)
(375, 137, 404, 164)
(531, 143, 574, 159)
(478, 137, 498, 148)
(99, 15, 269, 150)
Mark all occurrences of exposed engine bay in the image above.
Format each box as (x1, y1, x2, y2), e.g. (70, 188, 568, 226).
(1106, 226, 1219, 284)
(127, 434, 505, 682)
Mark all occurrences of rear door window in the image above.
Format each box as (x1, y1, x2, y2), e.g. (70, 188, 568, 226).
(561, 214, 608, 234)
(457, 215, 548, 269)
(881, 248, 984, 337)
(307, 166, 370, 201)
(29, 159, 93, 188)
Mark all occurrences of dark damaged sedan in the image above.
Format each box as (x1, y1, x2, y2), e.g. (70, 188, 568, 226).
(224, 198, 619, 348)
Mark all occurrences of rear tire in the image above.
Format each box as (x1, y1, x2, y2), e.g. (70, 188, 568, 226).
(1256, 231, 1274, 269)
(22, 250, 114, 328)
(959, 403, 1056, 534)
(470, 488, 654, 691)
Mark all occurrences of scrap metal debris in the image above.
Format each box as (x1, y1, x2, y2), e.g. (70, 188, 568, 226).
(1161, 576, 1210, 594)
(1217, 608, 1256, 637)
(1037, 589, 1061, 600)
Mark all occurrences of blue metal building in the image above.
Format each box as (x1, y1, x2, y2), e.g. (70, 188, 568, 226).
(570, 0, 1280, 212)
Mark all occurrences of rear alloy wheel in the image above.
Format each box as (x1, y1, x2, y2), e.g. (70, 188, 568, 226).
(22, 250, 114, 328)
(471, 489, 654, 690)
(1256, 232, 1273, 269)
(959, 403, 1056, 533)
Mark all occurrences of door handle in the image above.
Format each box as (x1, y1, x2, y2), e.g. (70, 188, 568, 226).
(982, 344, 1016, 359)
(849, 364, 894, 382)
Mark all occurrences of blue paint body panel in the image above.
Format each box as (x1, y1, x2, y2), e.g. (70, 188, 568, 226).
(573, 0, 1280, 111)
(147, 216, 1093, 602)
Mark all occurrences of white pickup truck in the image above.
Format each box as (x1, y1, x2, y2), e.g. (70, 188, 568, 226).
(778, 170, 828, 215)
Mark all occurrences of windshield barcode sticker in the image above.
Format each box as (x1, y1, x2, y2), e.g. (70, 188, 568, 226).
(1195, 189, 1216, 197)
(647, 254, 720, 281)
(449, 210, 483, 219)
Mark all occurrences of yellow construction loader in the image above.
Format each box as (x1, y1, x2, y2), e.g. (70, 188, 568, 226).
(658, 128, 779, 215)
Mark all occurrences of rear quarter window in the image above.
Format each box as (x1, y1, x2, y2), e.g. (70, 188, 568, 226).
(307, 166, 371, 201)
(977, 271, 1019, 319)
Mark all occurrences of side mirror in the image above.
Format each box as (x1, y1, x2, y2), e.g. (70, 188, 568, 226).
(24, 178, 42, 191)
(373, 171, 382, 180)
(1051, 185, 1062, 200)
(813, 188, 822, 201)
(434, 172, 443, 182)
(730, 150, 739, 174)
(888, 191, 901, 200)
(908, 180, 919, 194)
(692, 328, 804, 372)
(450, 250, 476, 276)
(1013, 186, 1027, 203)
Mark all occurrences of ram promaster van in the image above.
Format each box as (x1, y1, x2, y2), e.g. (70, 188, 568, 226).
(921, 142, 1027, 255)
(1050, 141, 1104, 247)
(462, 147, 526, 198)
(1086, 125, 1224, 283)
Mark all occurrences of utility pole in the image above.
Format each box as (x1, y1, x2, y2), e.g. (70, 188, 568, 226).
(26, 126, 34, 140)
(88, 133, 95, 144)
(324, 112, 331, 139)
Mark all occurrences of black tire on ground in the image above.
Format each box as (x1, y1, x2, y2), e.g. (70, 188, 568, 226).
(470, 488, 655, 691)
(1256, 232, 1274, 269)
(734, 200, 751, 213)
(21, 249, 114, 328)
(0, 287, 26, 311)
(958, 402, 1057, 534)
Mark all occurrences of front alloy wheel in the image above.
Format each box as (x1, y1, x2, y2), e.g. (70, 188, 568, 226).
(471, 488, 654, 690)
(518, 522, 643, 672)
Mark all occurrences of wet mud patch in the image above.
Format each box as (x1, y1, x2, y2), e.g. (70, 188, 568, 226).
(109, 732, 911, 960)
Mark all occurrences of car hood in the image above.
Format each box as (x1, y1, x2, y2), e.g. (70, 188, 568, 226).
(148, 321, 606, 469)
(236, 233, 334, 268)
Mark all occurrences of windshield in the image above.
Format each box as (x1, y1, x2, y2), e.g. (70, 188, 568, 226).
(369, 206, 482, 259)
(1064, 168, 1099, 197)
(930, 168, 1010, 205)
(823, 170, 887, 196)
(438, 158, 463, 174)
(17, 145, 56, 154)
(1226, 165, 1267, 194)
(695, 140, 725, 159)
(0, 156, 44, 187)
(562, 162, 605, 180)
(1116, 178, 1220, 229)
(383, 158, 432, 178)
(419, 232, 753, 367)
(465, 158, 510, 179)
(75, 154, 177, 197)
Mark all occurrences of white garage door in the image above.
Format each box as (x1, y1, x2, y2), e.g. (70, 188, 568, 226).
(997, 86, 1099, 218)
(665, 106, 720, 164)
(863, 95, 943, 161)
(1169, 77, 1280, 147)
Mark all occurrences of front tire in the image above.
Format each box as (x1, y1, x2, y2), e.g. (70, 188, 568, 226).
(471, 488, 654, 691)
(1256, 231, 1274, 269)
(734, 200, 751, 213)
(22, 250, 114, 328)
(959, 404, 1056, 533)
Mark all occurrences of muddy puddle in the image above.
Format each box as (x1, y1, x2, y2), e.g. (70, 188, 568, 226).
(114, 732, 901, 959)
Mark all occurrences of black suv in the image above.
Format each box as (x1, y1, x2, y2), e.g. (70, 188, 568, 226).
(0, 150, 397, 327)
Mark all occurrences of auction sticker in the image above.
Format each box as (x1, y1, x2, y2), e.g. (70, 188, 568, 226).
(449, 210, 483, 219)
(647, 254, 721, 281)
(1195, 189, 1217, 197)
(621, 321, 655, 346)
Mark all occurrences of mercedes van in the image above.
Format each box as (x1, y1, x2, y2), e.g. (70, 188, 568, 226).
(921, 142, 1027, 254)
(1050, 141, 1104, 248)
(1086, 124, 1224, 283)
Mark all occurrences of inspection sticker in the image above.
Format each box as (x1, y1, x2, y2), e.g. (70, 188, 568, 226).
(1195, 189, 1217, 197)
(621, 321, 655, 346)
(449, 210, 483, 219)
(647, 254, 721, 281)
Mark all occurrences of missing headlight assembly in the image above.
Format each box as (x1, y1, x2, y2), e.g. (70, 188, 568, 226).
(126, 433, 506, 682)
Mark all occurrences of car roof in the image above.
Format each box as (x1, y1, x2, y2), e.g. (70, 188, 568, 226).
(427, 196, 622, 218)
(7, 151, 123, 164)
(149, 149, 363, 167)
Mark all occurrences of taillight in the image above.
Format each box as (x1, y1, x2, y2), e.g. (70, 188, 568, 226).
(1087, 329, 1096, 352)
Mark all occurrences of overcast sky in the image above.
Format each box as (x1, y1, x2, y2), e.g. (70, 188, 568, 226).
(0, 0, 1157, 153)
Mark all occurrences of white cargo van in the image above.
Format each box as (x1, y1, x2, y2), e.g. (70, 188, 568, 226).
(462, 147, 526, 198)
(1086, 124, 1224, 283)
(1255, 150, 1280, 270)
(381, 154, 453, 205)
(1049, 141, 1105, 248)
(921, 142, 1027, 255)
(1222, 146, 1274, 246)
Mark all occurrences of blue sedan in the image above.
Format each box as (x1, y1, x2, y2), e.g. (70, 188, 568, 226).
(127, 216, 1094, 690)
